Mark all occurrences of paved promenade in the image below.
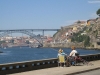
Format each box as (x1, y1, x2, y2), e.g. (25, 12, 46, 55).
(8, 60, 100, 75)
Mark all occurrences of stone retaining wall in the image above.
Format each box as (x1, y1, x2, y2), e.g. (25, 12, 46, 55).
(0, 53, 100, 75)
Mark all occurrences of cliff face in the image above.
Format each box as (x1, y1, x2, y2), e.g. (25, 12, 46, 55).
(89, 18, 100, 42)
(52, 18, 100, 48)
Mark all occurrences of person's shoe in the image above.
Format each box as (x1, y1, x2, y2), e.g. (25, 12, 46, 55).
(72, 64, 75, 66)
(60, 66, 63, 68)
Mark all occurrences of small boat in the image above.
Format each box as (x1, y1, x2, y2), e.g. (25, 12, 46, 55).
(36, 44, 43, 48)
(36, 45, 40, 48)
(0, 51, 3, 53)
(29, 46, 31, 48)
(4, 47, 6, 49)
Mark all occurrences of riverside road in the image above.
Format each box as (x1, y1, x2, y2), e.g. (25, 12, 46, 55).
(74, 69, 100, 75)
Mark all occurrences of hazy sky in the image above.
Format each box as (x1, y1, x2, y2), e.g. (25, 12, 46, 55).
(0, 0, 100, 35)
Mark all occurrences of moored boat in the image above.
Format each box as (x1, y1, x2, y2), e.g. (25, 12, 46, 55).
(0, 51, 3, 53)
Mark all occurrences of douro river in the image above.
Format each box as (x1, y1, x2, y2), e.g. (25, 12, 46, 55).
(0, 47, 100, 64)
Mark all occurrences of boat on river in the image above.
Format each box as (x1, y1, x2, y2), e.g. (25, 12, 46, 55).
(0, 51, 3, 53)
(36, 44, 43, 48)
(4, 47, 7, 49)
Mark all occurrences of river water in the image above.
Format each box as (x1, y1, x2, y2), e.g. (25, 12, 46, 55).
(0, 47, 100, 64)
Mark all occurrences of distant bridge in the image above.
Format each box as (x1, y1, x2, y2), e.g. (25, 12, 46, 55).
(0, 29, 60, 32)
(0, 29, 60, 45)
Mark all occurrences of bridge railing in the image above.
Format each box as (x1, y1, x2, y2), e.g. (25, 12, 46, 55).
(0, 53, 100, 75)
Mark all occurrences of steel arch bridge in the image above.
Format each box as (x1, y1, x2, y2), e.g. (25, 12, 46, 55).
(0, 29, 60, 46)
(0, 30, 43, 46)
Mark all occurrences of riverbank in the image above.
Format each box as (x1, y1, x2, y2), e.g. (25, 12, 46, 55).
(43, 43, 100, 50)
(43, 47, 100, 50)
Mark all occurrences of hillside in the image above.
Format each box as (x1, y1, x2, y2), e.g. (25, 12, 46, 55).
(53, 18, 100, 48)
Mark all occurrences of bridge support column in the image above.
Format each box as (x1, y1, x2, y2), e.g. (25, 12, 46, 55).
(42, 30, 44, 37)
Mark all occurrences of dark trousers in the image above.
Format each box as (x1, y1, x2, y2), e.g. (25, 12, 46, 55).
(67, 56, 75, 65)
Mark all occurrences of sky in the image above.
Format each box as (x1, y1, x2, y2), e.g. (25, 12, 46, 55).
(0, 0, 100, 36)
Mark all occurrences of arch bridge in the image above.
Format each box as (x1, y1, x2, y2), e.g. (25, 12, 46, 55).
(0, 29, 60, 46)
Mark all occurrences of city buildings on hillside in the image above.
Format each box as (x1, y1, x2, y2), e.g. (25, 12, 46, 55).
(0, 35, 53, 48)
(56, 18, 97, 44)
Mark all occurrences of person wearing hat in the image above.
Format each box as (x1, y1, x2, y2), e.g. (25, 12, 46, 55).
(57, 48, 62, 57)
(57, 48, 66, 57)
(57, 48, 67, 67)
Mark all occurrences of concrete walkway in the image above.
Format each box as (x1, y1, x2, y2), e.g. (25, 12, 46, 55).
(8, 60, 100, 75)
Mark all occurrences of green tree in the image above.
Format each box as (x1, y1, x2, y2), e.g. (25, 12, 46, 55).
(96, 8, 100, 16)
(0, 41, 6, 47)
(77, 20, 81, 23)
(84, 36, 90, 47)
(25, 40, 30, 44)
(10, 39, 14, 44)
(0, 41, 5, 45)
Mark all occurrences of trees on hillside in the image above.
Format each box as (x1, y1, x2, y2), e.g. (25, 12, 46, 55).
(71, 29, 90, 47)
(96, 8, 100, 16)
(84, 36, 90, 47)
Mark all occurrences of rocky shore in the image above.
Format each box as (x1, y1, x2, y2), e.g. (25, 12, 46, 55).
(43, 43, 100, 50)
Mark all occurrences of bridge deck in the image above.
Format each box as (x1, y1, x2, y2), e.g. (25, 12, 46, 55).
(8, 60, 100, 75)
